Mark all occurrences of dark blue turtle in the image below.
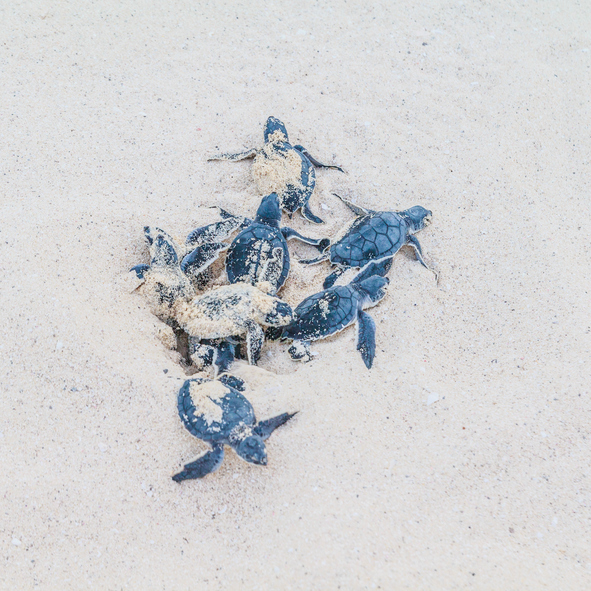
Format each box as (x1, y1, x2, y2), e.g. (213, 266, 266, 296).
(181, 208, 251, 290)
(280, 261, 390, 369)
(208, 116, 344, 224)
(130, 226, 195, 325)
(226, 193, 328, 294)
(173, 374, 296, 481)
(300, 194, 437, 289)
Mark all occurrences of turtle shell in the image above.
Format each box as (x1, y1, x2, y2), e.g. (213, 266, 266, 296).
(329, 211, 408, 268)
(226, 223, 290, 291)
(252, 142, 315, 214)
(282, 284, 361, 342)
(177, 379, 255, 443)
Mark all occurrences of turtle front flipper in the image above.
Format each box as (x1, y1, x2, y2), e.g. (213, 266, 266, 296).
(218, 374, 246, 392)
(293, 145, 345, 172)
(351, 258, 394, 284)
(212, 341, 236, 376)
(407, 235, 439, 282)
(333, 193, 372, 216)
(281, 227, 329, 252)
(323, 267, 346, 289)
(130, 264, 150, 280)
(244, 320, 264, 365)
(172, 443, 225, 481)
(300, 201, 325, 225)
(356, 310, 377, 369)
(254, 412, 297, 441)
(298, 251, 329, 265)
(208, 148, 258, 162)
(181, 242, 228, 287)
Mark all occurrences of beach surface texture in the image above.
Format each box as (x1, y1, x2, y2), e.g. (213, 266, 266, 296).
(1, 1, 590, 588)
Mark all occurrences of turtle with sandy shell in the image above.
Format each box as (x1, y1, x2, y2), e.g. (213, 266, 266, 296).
(209, 116, 344, 224)
(279, 260, 390, 369)
(226, 192, 329, 294)
(301, 193, 438, 289)
(130, 226, 195, 325)
(173, 374, 296, 481)
(174, 282, 293, 373)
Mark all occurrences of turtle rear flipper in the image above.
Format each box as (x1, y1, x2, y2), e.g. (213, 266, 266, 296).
(208, 148, 258, 162)
(212, 342, 236, 377)
(172, 444, 225, 481)
(356, 310, 376, 369)
(254, 412, 297, 441)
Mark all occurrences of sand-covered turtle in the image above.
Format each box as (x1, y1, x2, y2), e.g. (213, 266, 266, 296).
(209, 116, 344, 224)
(301, 194, 437, 289)
(280, 261, 390, 369)
(174, 283, 293, 372)
(181, 208, 251, 289)
(173, 374, 296, 481)
(226, 193, 328, 294)
(131, 226, 195, 324)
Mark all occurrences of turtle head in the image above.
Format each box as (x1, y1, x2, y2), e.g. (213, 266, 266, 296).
(233, 431, 268, 466)
(401, 206, 432, 233)
(255, 193, 282, 226)
(356, 275, 389, 304)
(264, 117, 289, 143)
(260, 298, 293, 327)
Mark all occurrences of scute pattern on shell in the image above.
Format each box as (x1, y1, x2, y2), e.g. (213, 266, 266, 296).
(330, 211, 407, 267)
(285, 285, 359, 341)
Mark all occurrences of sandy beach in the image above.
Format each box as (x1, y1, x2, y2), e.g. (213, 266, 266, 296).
(1, 1, 590, 588)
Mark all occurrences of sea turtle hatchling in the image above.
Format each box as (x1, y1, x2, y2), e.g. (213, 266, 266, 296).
(226, 192, 328, 294)
(130, 226, 195, 325)
(174, 282, 293, 372)
(173, 374, 296, 481)
(208, 116, 344, 224)
(280, 261, 390, 369)
(301, 194, 437, 289)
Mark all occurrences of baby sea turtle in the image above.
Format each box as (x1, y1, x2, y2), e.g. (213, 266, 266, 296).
(181, 208, 250, 289)
(131, 226, 195, 324)
(174, 283, 293, 371)
(226, 193, 328, 294)
(280, 261, 390, 369)
(301, 194, 437, 289)
(173, 374, 296, 481)
(209, 116, 344, 224)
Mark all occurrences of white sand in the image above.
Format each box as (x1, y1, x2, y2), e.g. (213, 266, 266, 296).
(2, 1, 591, 588)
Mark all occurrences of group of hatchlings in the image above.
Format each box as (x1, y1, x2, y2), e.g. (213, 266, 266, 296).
(132, 117, 437, 481)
